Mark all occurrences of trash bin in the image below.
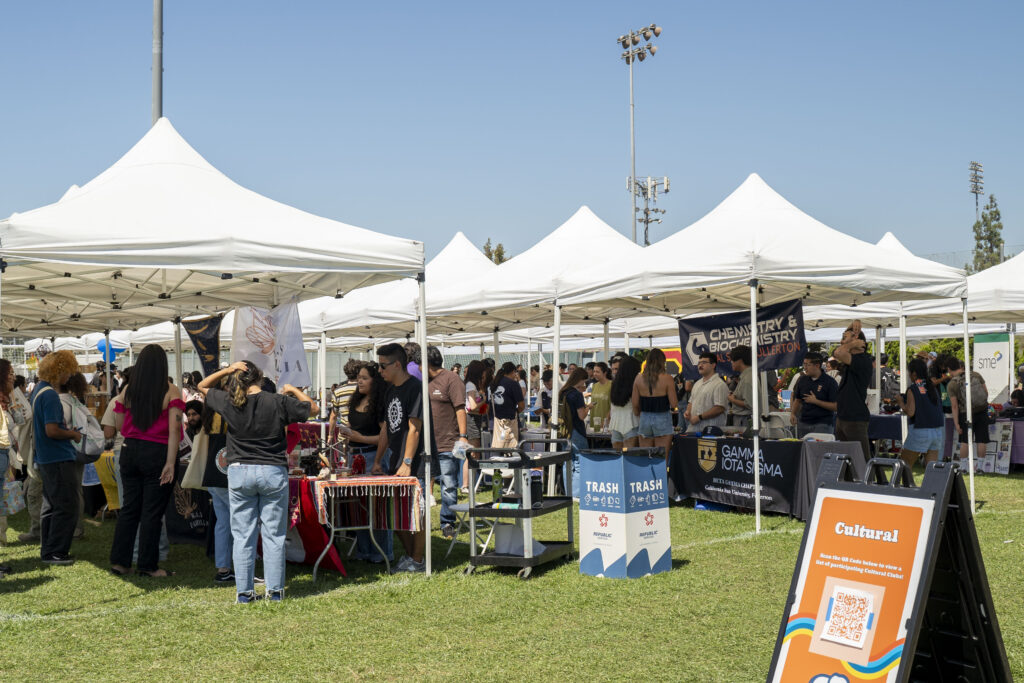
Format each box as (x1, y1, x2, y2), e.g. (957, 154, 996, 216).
(579, 448, 672, 578)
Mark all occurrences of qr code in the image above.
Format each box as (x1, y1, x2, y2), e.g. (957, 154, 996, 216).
(821, 586, 874, 649)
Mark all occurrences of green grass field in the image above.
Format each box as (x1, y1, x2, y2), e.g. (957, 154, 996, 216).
(1, 471, 1021, 682)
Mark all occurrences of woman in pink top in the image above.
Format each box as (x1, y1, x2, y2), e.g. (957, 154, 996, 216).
(109, 345, 184, 577)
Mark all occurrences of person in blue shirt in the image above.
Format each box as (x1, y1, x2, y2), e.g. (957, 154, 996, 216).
(789, 352, 839, 438)
(30, 350, 83, 566)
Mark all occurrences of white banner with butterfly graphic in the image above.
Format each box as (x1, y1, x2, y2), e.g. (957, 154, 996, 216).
(230, 302, 311, 388)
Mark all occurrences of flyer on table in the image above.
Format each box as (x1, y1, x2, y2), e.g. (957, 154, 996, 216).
(772, 489, 934, 682)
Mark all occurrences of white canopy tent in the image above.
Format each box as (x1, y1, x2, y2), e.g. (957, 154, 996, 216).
(0, 118, 439, 574)
(298, 231, 497, 339)
(0, 118, 423, 336)
(557, 173, 970, 526)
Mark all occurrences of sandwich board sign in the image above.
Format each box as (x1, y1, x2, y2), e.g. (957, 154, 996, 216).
(768, 456, 1009, 682)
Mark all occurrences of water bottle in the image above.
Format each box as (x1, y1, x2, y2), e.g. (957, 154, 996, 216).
(452, 439, 468, 460)
(492, 469, 503, 503)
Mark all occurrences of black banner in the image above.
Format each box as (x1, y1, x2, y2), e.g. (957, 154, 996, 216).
(669, 435, 801, 514)
(182, 315, 222, 377)
(677, 298, 807, 380)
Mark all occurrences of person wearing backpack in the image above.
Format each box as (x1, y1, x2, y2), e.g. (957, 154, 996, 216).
(946, 357, 991, 465)
(29, 350, 83, 566)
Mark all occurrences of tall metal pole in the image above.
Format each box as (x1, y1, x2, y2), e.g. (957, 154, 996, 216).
(898, 307, 908, 442)
(549, 305, 562, 496)
(319, 331, 327, 444)
(417, 273, 433, 577)
(152, 0, 163, 125)
(628, 55, 637, 244)
(961, 299, 975, 512)
(173, 318, 182, 386)
(493, 328, 500, 362)
(749, 281, 761, 534)
(602, 320, 610, 362)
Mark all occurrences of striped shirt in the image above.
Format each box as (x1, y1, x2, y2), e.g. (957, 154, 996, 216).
(331, 381, 358, 427)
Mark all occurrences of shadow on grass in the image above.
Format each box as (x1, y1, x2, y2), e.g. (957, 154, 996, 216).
(0, 571, 55, 594)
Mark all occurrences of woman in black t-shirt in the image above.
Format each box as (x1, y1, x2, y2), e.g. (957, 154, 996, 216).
(489, 362, 524, 448)
(199, 361, 315, 603)
(336, 362, 392, 563)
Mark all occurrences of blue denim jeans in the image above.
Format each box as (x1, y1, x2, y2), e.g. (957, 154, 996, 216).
(563, 430, 587, 499)
(438, 451, 459, 527)
(228, 463, 288, 597)
(354, 449, 393, 563)
(208, 486, 233, 570)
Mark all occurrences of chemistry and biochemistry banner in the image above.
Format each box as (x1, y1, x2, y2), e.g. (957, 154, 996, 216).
(677, 298, 807, 380)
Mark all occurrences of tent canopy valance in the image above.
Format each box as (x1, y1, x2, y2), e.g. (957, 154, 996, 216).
(0, 118, 423, 336)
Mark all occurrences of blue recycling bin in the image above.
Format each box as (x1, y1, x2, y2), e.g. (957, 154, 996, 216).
(578, 449, 672, 578)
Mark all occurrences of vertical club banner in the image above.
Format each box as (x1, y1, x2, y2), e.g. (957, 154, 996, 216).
(973, 333, 1010, 404)
(231, 302, 310, 388)
(181, 315, 223, 377)
(677, 298, 807, 380)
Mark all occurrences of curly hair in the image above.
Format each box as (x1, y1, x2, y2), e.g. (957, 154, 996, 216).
(38, 350, 79, 384)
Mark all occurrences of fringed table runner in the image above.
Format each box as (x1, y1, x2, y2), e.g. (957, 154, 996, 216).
(311, 476, 422, 532)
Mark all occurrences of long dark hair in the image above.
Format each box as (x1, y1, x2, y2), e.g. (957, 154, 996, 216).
(349, 362, 385, 417)
(125, 344, 170, 432)
(610, 355, 641, 407)
(643, 348, 666, 392)
(464, 360, 488, 391)
(61, 373, 89, 403)
(0, 359, 13, 409)
(491, 361, 517, 394)
(224, 361, 264, 408)
(201, 376, 227, 434)
(559, 367, 588, 403)
(907, 358, 938, 404)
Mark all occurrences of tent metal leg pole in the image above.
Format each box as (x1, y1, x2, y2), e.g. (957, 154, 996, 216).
(526, 338, 532, 406)
(319, 331, 327, 445)
(623, 332, 630, 357)
(1008, 323, 1016, 391)
(493, 328, 500, 362)
(417, 273, 433, 577)
(173, 319, 182, 387)
(874, 325, 882, 414)
(749, 281, 761, 534)
(962, 298, 975, 512)
(549, 305, 562, 496)
(105, 330, 113, 393)
(603, 321, 610, 362)
(899, 309, 908, 442)
(479, 342, 484, 361)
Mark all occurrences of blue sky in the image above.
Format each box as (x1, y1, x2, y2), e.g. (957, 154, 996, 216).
(1, 2, 1021, 260)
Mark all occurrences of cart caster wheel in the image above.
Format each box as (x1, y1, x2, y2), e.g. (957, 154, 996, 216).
(463, 566, 476, 576)
(517, 568, 532, 580)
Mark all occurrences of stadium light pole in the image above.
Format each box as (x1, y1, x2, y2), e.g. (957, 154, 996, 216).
(618, 24, 662, 244)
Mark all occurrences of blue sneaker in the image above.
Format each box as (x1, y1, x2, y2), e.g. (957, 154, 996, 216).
(235, 592, 263, 604)
(267, 590, 284, 602)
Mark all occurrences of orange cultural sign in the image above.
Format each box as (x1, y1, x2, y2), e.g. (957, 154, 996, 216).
(771, 490, 933, 681)
(769, 456, 1009, 682)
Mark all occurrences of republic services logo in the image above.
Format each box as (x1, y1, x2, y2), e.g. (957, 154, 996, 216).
(644, 512, 655, 526)
(599, 514, 608, 528)
(697, 439, 718, 473)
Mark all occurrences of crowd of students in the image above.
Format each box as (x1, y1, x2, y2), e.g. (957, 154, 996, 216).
(2, 327, 1019, 591)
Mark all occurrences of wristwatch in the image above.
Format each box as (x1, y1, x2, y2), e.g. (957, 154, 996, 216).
(403, 457, 413, 465)
(697, 413, 704, 421)
(458, 433, 468, 438)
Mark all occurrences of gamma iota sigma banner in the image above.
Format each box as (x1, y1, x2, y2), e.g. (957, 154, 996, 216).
(231, 302, 311, 388)
(677, 298, 807, 380)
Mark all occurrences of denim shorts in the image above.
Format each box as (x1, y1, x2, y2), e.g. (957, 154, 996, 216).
(903, 426, 943, 453)
(610, 428, 639, 443)
(637, 411, 674, 438)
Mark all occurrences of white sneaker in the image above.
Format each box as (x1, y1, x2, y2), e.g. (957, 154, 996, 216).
(389, 555, 413, 574)
(400, 558, 425, 573)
